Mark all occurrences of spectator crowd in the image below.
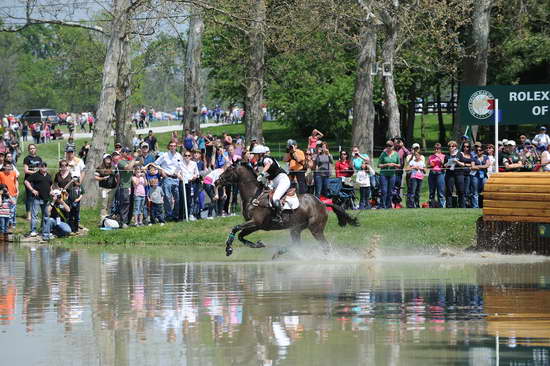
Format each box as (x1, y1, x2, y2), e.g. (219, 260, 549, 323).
(1, 106, 550, 243)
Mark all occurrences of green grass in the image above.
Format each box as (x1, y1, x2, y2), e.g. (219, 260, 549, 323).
(14, 114, 481, 253)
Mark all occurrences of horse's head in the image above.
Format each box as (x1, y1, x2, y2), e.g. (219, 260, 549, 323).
(215, 162, 258, 188)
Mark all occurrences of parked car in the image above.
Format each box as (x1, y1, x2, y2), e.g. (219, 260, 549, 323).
(20, 109, 59, 125)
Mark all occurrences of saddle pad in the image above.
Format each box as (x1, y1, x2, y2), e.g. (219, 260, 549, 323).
(283, 194, 300, 210)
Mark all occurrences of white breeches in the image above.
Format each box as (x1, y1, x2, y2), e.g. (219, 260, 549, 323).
(272, 173, 291, 201)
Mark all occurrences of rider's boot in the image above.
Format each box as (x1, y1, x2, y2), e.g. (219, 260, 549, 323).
(272, 199, 284, 225)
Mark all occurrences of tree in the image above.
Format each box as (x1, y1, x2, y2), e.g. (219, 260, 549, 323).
(182, 4, 205, 132)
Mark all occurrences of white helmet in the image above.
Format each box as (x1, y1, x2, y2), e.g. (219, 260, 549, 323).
(251, 145, 268, 154)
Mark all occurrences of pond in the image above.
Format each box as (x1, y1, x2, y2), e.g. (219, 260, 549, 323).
(1, 244, 549, 365)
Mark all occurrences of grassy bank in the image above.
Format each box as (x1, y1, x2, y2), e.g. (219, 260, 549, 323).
(46, 207, 481, 260)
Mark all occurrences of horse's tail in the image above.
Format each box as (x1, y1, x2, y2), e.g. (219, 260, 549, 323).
(326, 204, 359, 227)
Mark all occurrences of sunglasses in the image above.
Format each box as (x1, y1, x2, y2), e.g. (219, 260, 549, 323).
(60, 164, 68, 167)
(184, 154, 191, 157)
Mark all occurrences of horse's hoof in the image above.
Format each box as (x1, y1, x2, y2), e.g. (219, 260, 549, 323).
(272, 248, 287, 260)
(226, 247, 233, 256)
(254, 240, 266, 248)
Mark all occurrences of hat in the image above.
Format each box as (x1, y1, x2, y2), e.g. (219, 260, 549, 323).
(506, 140, 516, 146)
(498, 141, 503, 146)
(524, 139, 532, 145)
(394, 136, 403, 142)
(461, 135, 469, 140)
(65, 146, 75, 153)
(412, 143, 420, 149)
(251, 145, 268, 154)
(540, 126, 547, 130)
(51, 189, 62, 196)
(250, 136, 257, 141)
(72, 176, 79, 180)
(287, 139, 297, 147)
(474, 141, 482, 147)
(121, 147, 131, 153)
(114, 142, 122, 148)
(140, 142, 149, 148)
(111, 151, 120, 156)
(103, 153, 112, 159)
(502, 139, 509, 145)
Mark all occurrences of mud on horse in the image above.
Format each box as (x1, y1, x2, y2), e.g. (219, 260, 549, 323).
(215, 163, 359, 258)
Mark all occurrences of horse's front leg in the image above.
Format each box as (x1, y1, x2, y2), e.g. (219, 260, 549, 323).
(238, 226, 265, 248)
(225, 224, 242, 256)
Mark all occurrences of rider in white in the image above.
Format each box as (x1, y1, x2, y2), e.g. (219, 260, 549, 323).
(252, 145, 291, 224)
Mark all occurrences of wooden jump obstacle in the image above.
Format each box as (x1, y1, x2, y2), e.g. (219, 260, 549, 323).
(476, 172, 550, 254)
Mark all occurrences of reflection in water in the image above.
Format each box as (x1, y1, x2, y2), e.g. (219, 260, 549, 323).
(0, 245, 549, 365)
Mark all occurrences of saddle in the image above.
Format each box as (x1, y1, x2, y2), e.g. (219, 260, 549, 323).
(252, 187, 298, 210)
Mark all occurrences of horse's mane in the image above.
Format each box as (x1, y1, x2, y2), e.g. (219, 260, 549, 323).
(237, 161, 258, 178)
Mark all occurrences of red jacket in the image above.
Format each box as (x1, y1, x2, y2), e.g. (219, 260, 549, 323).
(335, 160, 353, 178)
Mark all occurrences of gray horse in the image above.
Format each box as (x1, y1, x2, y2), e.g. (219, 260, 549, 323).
(216, 163, 359, 257)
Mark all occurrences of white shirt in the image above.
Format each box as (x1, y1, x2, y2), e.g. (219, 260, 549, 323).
(355, 169, 374, 187)
(68, 157, 85, 177)
(155, 151, 183, 176)
(542, 151, 550, 172)
(533, 133, 550, 146)
(180, 160, 199, 182)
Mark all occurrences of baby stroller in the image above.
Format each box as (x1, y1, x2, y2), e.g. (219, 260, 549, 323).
(327, 178, 357, 210)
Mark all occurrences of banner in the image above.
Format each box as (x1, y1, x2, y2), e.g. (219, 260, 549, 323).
(459, 84, 550, 126)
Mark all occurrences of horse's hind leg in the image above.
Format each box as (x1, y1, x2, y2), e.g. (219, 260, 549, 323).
(309, 223, 331, 255)
(290, 227, 303, 244)
(238, 226, 265, 248)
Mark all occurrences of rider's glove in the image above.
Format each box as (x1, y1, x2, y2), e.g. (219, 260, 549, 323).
(257, 173, 265, 182)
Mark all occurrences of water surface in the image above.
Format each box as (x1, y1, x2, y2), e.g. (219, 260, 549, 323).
(1, 244, 549, 365)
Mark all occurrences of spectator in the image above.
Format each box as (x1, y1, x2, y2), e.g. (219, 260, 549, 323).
(304, 151, 316, 194)
(42, 190, 72, 241)
(203, 164, 226, 219)
(533, 126, 550, 149)
(66, 176, 83, 233)
(378, 140, 400, 209)
(393, 137, 409, 205)
(0, 163, 18, 235)
(472, 145, 490, 208)
(66, 137, 76, 153)
(136, 142, 156, 166)
(541, 144, 550, 172)
(155, 141, 183, 221)
(427, 143, 446, 208)
(179, 150, 199, 220)
(518, 135, 528, 152)
(456, 142, 476, 208)
(520, 140, 537, 171)
(308, 129, 324, 152)
(406, 149, 426, 208)
(79, 141, 90, 163)
(132, 167, 147, 226)
(314, 143, 333, 198)
(22, 122, 28, 141)
(485, 144, 497, 176)
(335, 150, 353, 183)
(351, 146, 370, 171)
(284, 140, 306, 194)
(355, 161, 375, 210)
(23, 144, 43, 221)
(144, 130, 157, 152)
(114, 142, 123, 156)
(115, 148, 138, 227)
(0, 184, 11, 242)
(24, 162, 52, 237)
(132, 134, 143, 152)
(95, 154, 118, 217)
(501, 140, 523, 172)
(53, 159, 72, 191)
(65, 147, 86, 183)
(184, 129, 195, 151)
(147, 177, 165, 225)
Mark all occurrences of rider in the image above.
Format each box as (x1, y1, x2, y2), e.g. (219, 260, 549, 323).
(251, 145, 291, 224)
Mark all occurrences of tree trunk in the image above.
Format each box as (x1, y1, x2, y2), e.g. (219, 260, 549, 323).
(244, 0, 266, 144)
(382, 17, 401, 139)
(81, 0, 130, 207)
(436, 82, 446, 143)
(182, 5, 204, 132)
(114, 34, 131, 146)
(405, 85, 416, 144)
(455, 0, 491, 139)
(352, 27, 377, 158)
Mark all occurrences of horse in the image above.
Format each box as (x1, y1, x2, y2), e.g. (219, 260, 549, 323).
(216, 163, 359, 257)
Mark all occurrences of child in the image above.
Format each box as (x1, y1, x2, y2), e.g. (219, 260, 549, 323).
(145, 164, 162, 223)
(0, 184, 10, 242)
(147, 178, 165, 225)
(407, 151, 426, 208)
(202, 165, 226, 218)
(67, 176, 84, 233)
(132, 167, 147, 226)
(355, 162, 375, 210)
